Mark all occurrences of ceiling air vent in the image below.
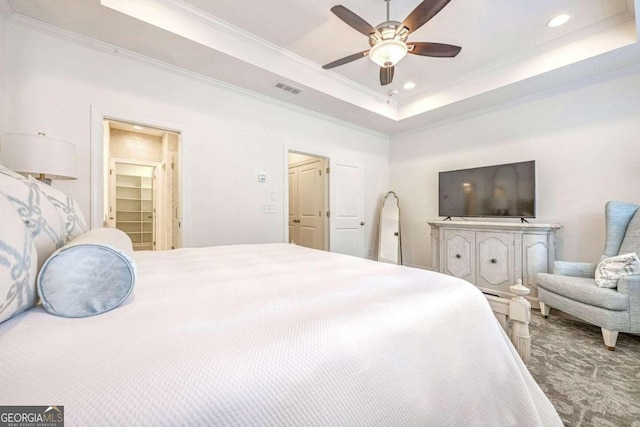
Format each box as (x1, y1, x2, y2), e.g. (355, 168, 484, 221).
(274, 82, 302, 95)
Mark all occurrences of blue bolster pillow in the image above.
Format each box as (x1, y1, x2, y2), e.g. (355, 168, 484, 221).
(37, 228, 136, 317)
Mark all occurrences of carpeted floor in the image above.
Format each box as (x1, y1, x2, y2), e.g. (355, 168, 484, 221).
(526, 312, 640, 427)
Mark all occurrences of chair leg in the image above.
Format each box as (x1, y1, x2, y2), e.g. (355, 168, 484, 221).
(601, 328, 619, 351)
(539, 302, 550, 318)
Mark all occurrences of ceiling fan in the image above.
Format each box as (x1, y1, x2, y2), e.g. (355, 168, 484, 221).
(322, 0, 461, 86)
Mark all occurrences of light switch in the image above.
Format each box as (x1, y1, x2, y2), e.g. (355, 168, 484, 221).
(261, 204, 276, 214)
(270, 192, 277, 201)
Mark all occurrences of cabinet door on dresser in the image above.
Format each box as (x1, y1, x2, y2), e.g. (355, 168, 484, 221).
(442, 229, 475, 283)
(522, 234, 551, 298)
(475, 232, 515, 293)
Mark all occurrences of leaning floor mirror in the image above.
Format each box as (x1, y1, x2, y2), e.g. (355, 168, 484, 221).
(378, 191, 402, 265)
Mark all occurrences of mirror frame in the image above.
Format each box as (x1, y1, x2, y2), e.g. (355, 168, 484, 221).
(377, 191, 402, 265)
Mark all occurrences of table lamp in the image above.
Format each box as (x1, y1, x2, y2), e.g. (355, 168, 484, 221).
(0, 133, 77, 184)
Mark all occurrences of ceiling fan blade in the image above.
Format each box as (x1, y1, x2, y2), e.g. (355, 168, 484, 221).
(331, 5, 380, 37)
(401, 0, 451, 34)
(380, 66, 395, 86)
(408, 42, 461, 57)
(322, 50, 369, 69)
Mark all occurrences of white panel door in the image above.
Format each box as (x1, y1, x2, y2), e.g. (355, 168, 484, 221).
(297, 160, 324, 250)
(288, 168, 298, 244)
(330, 161, 365, 257)
(107, 159, 117, 228)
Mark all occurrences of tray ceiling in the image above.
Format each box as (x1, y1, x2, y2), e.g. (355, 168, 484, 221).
(4, 0, 640, 135)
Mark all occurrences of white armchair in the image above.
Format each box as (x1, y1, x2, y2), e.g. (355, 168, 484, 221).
(536, 201, 640, 350)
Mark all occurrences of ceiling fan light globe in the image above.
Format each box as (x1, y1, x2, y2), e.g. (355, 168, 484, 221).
(369, 39, 408, 67)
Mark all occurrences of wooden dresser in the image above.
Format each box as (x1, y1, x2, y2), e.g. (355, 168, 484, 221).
(428, 221, 562, 307)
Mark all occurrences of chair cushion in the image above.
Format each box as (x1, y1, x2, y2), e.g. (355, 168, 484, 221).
(537, 273, 628, 311)
(619, 208, 640, 255)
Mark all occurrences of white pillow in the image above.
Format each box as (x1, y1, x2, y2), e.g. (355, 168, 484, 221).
(0, 165, 67, 270)
(0, 195, 38, 324)
(595, 252, 640, 288)
(28, 176, 87, 241)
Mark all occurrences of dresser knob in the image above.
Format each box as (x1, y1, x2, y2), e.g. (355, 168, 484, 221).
(490, 258, 497, 264)
(456, 254, 462, 259)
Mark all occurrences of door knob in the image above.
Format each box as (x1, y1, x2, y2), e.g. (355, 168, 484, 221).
(490, 258, 497, 264)
(360, 221, 365, 226)
(456, 254, 462, 259)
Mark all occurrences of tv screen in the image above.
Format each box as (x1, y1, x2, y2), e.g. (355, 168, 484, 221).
(439, 161, 536, 218)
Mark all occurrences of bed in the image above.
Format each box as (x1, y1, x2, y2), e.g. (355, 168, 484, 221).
(0, 242, 561, 426)
(0, 162, 560, 425)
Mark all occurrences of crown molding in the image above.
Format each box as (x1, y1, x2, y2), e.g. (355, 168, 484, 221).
(7, 13, 389, 140)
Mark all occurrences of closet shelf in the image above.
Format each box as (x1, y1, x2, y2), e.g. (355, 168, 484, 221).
(114, 168, 154, 252)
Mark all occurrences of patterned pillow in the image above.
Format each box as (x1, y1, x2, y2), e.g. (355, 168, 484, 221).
(0, 165, 67, 271)
(27, 176, 87, 241)
(595, 252, 640, 288)
(0, 195, 38, 324)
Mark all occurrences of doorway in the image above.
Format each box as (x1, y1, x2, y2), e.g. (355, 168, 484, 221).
(103, 120, 182, 251)
(288, 152, 328, 251)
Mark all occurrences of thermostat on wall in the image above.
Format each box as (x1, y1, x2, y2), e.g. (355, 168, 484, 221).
(258, 174, 267, 182)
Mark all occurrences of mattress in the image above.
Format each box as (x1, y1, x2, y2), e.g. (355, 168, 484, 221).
(0, 243, 561, 426)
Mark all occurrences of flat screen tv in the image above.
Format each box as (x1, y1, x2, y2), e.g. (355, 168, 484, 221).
(439, 161, 536, 219)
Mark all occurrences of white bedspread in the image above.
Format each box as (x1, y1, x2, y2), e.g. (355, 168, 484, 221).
(0, 244, 561, 426)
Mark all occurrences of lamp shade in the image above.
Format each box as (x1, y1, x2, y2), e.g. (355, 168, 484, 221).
(0, 133, 77, 180)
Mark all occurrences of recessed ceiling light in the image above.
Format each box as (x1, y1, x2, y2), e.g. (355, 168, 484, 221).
(547, 14, 571, 28)
(133, 125, 144, 130)
(404, 82, 416, 90)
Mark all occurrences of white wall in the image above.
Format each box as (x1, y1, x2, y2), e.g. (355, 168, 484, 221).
(391, 71, 640, 269)
(2, 21, 389, 252)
